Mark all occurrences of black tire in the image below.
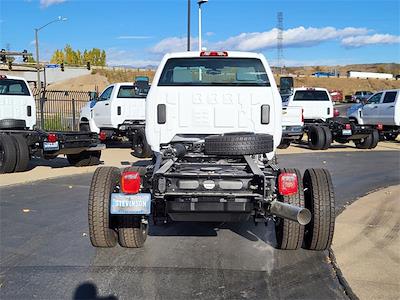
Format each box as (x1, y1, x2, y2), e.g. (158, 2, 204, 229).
(88, 167, 120, 247)
(303, 169, 335, 251)
(308, 126, 325, 150)
(79, 123, 90, 132)
(67, 150, 101, 167)
(0, 135, 17, 174)
(384, 133, 398, 141)
(321, 126, 332, 150)
(277, 140, 291, 149)
(369, 129, 380, 149)
(205, 133, 274, 156)
(118, 216, 148, 248)
(11, 135, 30, 172)
(275, 168, 305, 250)
(132, 128, 152, 158)
(0, 119, 26, 130)
(354, 133, 373, 149)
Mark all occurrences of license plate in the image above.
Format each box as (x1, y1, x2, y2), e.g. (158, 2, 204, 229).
(342, 129, 352, 136)
(110, 193, 151, 215)
(43, 141, 59, 151)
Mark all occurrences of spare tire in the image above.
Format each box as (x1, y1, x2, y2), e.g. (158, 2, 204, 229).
(0, 119, 27, 130)
(204, 133, 274, 156)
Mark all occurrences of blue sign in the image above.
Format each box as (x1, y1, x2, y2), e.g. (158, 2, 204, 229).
(46, 64, 60, 68)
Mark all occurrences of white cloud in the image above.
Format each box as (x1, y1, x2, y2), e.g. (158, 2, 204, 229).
(40, 0, 66, 8)
(106, 48, 159, 67)
(151, 26, 372, 54)
(117, 36, 153, 40)
(213, 26, 370, 51)
(151, 37, 198, 54)
(341, 34, 400, 48)
(206, 32, 215, 37)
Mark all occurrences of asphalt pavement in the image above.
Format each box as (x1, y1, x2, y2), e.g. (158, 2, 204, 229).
(0, 151, 399, 299)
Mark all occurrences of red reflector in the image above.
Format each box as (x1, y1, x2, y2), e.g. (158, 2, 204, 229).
(121, 171, 141, 194)
(278, 173, 298, 196)
(345, 124, 351, 130)
(377, 124, 383, 130)
(99, 131, 107, 141)
(47, 133, 57, 143)
(200, 51, 228, 57)
(334, 109, 340, 117)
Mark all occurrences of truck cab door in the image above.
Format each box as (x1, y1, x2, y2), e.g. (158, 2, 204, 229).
(378, 91, 397, 125)
(361, 92, 382, 124)
(92, 86, 114, 128)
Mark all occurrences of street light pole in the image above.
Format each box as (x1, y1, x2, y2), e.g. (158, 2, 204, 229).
(187, 0, 191, 51)
(197, 0, 208, 51)
(34, 16, 67, 128)
(35, 28, 40, 91)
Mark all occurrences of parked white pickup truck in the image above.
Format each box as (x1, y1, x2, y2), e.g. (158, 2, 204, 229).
(283, 87, 379, 149)
(348, 89, 399, 140)
(88, 50, 335, 252)
(79, 79, 151, 157)
(279, 104, 303, 149)
(0, 75, 103, 173)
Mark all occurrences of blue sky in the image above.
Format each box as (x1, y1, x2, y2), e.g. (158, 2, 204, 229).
(1, 0, 399, 67)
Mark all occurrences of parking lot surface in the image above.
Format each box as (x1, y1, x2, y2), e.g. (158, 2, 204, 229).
(1, 151, 399, 299)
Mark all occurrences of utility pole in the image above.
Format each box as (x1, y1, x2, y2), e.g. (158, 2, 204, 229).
(187, 0, 191, 51)
(277, 12, 284, 74)
(198, 0, 208, 51)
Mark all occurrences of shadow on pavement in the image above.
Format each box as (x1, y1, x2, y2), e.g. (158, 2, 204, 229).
(148, 220, 276, 245)
(73, 282, 117, 300)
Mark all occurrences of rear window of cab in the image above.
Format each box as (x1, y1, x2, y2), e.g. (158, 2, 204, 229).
(0, 79, 30, 96)
(293, 90, 330, 101)
(158, 58, 270, 87)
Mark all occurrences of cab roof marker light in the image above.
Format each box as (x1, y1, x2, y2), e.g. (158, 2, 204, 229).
(200, 51, 228, 57)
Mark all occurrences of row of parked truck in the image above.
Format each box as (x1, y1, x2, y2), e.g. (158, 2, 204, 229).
(78, 74, 399, 155)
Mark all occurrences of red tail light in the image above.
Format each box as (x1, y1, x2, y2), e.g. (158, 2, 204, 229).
(121, 171, 141, 194)
(278, 173, 298, 196)
(301, 108, 304, 123)
(200, 51, 228, 57)
(334, 108, 340, 117)
(345, 124, 351, 130)
(99, 131, 106, 141)
(377, 124, 383, 130)
(47, 133, 58, 143)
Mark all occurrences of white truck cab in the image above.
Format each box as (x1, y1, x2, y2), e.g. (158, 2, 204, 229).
(145, 51, 282, 158)
(348, 89, 400, 140)
(283, 87, 333, 122)
(88, 51, 336, 252)
(0, 75, 36, 129)
(80, 81, 151, 157)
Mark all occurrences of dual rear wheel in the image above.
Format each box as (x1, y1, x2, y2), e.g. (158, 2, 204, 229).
(275, 168, 335, 250)
(88, 166, 148, 248)
(0, 134, 30, 174)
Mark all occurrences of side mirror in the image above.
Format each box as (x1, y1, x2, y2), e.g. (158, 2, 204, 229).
(89, 91, 98, 101)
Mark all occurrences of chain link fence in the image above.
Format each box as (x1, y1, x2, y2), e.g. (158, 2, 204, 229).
(32, 88, 91, 131)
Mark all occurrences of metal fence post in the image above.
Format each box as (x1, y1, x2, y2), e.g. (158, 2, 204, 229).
(40, 89, 45, 129)
(72, 97, 76, 131)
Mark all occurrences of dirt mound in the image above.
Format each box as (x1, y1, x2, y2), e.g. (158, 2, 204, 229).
(47, 73, 109, 92)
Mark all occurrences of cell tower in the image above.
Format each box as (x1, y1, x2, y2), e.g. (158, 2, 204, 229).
(277, 12, 284, 74)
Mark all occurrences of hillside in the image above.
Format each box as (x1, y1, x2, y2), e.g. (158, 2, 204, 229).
(47, 64, 400, 96)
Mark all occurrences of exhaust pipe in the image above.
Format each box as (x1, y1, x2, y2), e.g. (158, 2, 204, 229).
(269, 201, 312, 225)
